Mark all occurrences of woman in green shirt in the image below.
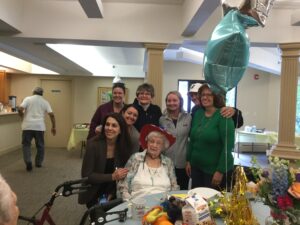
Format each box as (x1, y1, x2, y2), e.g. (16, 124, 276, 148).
(186, 84, 235, 191)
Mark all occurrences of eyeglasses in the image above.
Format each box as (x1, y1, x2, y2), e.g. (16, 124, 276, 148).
(200, 93, 213, 98)
(138, 92, 151, 96)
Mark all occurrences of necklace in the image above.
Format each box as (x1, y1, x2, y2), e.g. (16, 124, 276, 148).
(148, 166, 159, 186)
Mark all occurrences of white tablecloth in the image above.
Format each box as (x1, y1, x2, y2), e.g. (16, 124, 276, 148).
(106, 191, 269, 225)
(67, 128, 89, 150)
(236, 130, 300, 150)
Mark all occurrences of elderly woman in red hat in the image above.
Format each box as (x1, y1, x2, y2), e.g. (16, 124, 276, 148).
(117, 124, 179, 201)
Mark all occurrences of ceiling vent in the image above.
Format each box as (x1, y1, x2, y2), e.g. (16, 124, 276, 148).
(79, 0, 104, 18)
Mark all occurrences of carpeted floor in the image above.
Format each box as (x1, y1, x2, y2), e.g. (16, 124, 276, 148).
(0, 148, 87, 225)
(0, 147, 268, 225)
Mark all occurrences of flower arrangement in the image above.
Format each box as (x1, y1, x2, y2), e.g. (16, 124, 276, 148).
(250, 156, 300, 225)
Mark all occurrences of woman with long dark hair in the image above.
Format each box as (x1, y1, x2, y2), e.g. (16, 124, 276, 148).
(78, 113, 132, 208)
(121, 104, 140, 154)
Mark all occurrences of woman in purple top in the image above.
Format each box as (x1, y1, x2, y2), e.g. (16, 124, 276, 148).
(87, 83, 126, 139)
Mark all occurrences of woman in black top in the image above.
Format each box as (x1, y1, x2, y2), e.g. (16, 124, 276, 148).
(78, 113, 131, 208)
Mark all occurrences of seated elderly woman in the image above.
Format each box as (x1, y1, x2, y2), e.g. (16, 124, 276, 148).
(117, 124, 179, 201)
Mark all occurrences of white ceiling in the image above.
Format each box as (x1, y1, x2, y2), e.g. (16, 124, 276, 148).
(0, 0, 299, 77)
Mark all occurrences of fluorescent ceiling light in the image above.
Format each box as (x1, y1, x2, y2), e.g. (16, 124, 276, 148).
(177, 47, 204, 64)
(47, 43, 113, 76)
(0, 52, 58, 74)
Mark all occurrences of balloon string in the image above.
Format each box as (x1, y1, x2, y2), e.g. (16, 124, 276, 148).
(225, 118, 228, 192)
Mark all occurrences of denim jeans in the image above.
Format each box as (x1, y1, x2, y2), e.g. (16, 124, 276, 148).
(22, 130, 45, 166)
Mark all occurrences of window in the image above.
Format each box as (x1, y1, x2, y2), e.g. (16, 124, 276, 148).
(296, 80, 300, 134)
(178, 79, 237, 112)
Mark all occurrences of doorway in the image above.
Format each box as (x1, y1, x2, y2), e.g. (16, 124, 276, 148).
(42, 79, 72, 148)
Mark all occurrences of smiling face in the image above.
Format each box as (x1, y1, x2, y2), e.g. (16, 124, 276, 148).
(146, 132, 165, 159)
(137, 90, 152, 106)
(189, 92, 200, 105)
(112, 87, 125, 104)
(104, 117, 121, 141)
(166, 93, 180, 112)
(122, 106, 138, 126)
(199, 87, 214, 108)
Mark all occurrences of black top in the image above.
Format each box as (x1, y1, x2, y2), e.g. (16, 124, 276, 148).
(132, 98, 162, 131)
(97, 158, 115, 201)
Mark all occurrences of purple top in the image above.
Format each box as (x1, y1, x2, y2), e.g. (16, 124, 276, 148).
(87, 101, 114, 139)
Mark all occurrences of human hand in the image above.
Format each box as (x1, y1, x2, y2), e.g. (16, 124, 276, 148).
(185, 162, 191, 177)
(95, 125, 102, 134)
(112, 168, 129, 181)
(211, 171, 223, 187)
(51, 128, 56, 136)
(220, 107, 235, 118)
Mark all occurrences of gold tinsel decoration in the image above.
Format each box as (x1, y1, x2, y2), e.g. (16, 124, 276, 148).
(222, 166, 259, 225)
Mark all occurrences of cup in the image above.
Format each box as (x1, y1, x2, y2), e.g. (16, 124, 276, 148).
(131, 198, 146, 220)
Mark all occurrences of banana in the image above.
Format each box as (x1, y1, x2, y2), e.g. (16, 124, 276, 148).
(146, 208, 162, 223)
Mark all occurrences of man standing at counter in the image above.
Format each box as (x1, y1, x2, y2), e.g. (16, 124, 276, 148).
(18, 87, 56, 171)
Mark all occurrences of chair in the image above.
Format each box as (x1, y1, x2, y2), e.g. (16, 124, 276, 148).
(79, 198, 128, 225)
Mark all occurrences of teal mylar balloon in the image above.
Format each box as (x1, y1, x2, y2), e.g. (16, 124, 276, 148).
(203, 9, 258, 94)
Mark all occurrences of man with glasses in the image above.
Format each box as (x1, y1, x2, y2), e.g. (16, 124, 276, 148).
(132, 83, 162, 131)
(188, 83, 243, 128)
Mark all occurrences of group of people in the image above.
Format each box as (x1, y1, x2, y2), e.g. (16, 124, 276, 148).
(79, 81, 244, 210)
(14, 81, 243, 212)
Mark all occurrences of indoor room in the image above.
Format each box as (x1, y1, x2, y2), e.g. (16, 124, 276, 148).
(0, 0, 299, 225)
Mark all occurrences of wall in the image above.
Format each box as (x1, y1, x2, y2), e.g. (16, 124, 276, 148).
(72, 76, 143, 123)
(163, 61, 281, 132)
(237, 68, 280, 131)
(0, 64, 282, 154)
(9, 74, 144, 124)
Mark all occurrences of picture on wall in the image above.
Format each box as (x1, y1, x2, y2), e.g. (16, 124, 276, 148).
(97, 87, 128, 106)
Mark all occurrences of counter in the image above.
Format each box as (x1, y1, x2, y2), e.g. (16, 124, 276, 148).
(0, 112, 22, 155)
(0, 112, 18, 116)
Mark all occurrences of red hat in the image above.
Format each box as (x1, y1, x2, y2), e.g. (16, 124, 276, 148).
(140, 124, 176, 150)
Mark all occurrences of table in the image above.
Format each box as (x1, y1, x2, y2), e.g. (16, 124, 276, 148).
(235, 130, 281, 153)
(236, 131, 300, 153)
(106, 191, 269, 225)
(67, 128, 89, 157)
(235, 130, 277, 153)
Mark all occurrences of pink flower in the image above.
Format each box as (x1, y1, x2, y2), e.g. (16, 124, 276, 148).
(277, 194, 293, 210)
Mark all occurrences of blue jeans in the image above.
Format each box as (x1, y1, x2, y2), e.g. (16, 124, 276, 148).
(22, 130, 45, 166)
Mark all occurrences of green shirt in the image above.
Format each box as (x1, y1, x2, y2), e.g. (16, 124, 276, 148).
(187, 108, 235, 174)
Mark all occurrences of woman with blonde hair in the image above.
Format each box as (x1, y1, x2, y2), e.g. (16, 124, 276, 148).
(159, 91, 191, 190)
